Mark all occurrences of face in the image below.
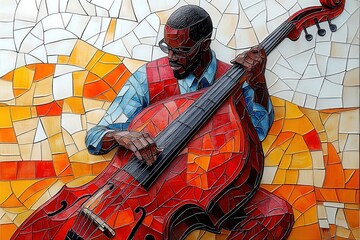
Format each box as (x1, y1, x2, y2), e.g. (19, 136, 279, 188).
(161, 25, 203, 79)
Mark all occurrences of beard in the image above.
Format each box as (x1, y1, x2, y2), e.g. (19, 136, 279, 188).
(172, 51, 202, 79)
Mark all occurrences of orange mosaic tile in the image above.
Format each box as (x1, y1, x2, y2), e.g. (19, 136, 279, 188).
(36, 101, 64, 116)
(32, 64, 55, 81)
(0, 128, 17, 143)
(0, 223, 17, 240)
(63, 97, 85, 114)
(288, 223, 321, 240)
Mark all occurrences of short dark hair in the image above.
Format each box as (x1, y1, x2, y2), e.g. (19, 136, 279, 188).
(166, 5, 213, 42)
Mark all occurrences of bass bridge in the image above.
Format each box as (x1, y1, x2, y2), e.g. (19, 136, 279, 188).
(65, 208, 116, 239)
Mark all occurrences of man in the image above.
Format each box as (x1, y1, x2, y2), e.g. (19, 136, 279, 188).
(86, 5, 293, 239)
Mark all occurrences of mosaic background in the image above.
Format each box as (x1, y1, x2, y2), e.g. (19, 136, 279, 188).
(0, 0, 359, 239)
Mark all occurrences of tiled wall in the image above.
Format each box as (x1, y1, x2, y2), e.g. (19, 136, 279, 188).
(0, 0, 359, 239)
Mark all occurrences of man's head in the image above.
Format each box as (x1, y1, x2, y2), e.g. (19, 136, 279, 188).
(159, 5, 213, 79)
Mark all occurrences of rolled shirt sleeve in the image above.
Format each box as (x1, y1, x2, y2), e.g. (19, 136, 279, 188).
(242, 82, 274, 141)
(85, 65, 149, 154)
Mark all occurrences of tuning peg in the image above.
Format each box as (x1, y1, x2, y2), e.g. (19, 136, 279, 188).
(304, 27, 313, 41)
(327, 17, 337, 32)
(314, 18, 326, 36)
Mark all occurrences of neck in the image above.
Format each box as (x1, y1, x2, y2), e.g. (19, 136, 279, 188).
(193, 49, 212, 79)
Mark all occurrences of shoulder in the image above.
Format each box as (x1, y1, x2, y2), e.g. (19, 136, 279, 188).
(146, 57, 170, 68)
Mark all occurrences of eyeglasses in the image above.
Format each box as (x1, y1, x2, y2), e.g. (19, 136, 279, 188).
(158, 37, 207, 55)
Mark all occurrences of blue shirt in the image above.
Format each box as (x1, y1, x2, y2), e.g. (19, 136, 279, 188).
(86, 52, 274, 154)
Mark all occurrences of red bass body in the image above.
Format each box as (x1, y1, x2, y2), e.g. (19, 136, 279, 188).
(11, 86, 263, 240)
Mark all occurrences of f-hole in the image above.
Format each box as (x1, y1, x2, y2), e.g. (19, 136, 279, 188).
(48, 200, 67, 216)
(127, 206, 146, 240)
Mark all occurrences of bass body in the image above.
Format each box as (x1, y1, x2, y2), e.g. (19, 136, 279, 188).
(11, 87, 262, 240)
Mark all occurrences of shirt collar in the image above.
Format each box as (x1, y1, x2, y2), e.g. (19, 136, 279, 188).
(179, 51, 217, 89)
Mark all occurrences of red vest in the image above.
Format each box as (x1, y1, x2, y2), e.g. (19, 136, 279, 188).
(146, 57, 231, 104)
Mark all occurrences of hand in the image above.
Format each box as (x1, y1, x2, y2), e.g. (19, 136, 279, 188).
(231, 46, 267, 88)
(105, 131, 161, 166)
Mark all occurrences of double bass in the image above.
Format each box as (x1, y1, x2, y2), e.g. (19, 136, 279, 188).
(11, 0, 345, 239)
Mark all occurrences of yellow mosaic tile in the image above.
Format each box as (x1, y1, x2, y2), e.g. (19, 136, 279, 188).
(273, 169, 286, 184)
(13, 67, 34, 90)
(104, 19, 117, 45)
(10, 107, 32, 122)
(0, 182, 12, 204)
(0, 107, 12, 128)
(301, 108, 325, 133)
(48, 133, 66, 154)
(282, 117, 314, 135)
(63, 97, 85, 114)
(100, 53, 122, 64)
(279, 154, 292, 169)
(303, 205, 318, 224)
(10, 181, 39, 199)
(86, 51, 104, 71)
(90, 62, 118, 78)
(290, 152, 312, 169)
(73, 71, 88, 96)
(13, 210, 34, 227)
(68, 40, 97, 68)
(40, 116, 61, 137)
(265, 147, 284, 166)
(286, 134, 309, 154)
(66, 176, 96, 187)
(285, 170, 299, 184)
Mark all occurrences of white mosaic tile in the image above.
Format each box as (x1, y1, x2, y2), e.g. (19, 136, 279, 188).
(66, 15, 90, 37)
(44, 29, 77, 44)
(0, 0, 17, 21)
(34, 120, 47, 143)
(29, 45, 48, 63)
(148, 0, 179, 12)
(266, 0, 287, 21)
(225, 0, 239, 14)
(16, 0, 38, 22)
(62, 113, 83, 135)
(53, 73, 74, 100)
(91, 0, 114, 10)
(260, 166, 277, 184)
(41, 14, 64, 31)
(45, 39, 77, 57)
(0, 80, 14, 101)
(82, 17, 102, 41)
(134, 17, 158, 40)
(216, 14, 238, 46)
(133, 44, 153, 61)
(119, 0, 137, 21)
(132, 0, 151, 22)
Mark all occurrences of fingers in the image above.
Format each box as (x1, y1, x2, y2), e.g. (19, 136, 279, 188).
(120, 132, 159, 166)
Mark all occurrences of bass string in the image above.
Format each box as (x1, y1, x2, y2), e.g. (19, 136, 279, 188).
(75, 151, 157, 237)
(74, 21, 296, 239)
(71, 152, 145, 234)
